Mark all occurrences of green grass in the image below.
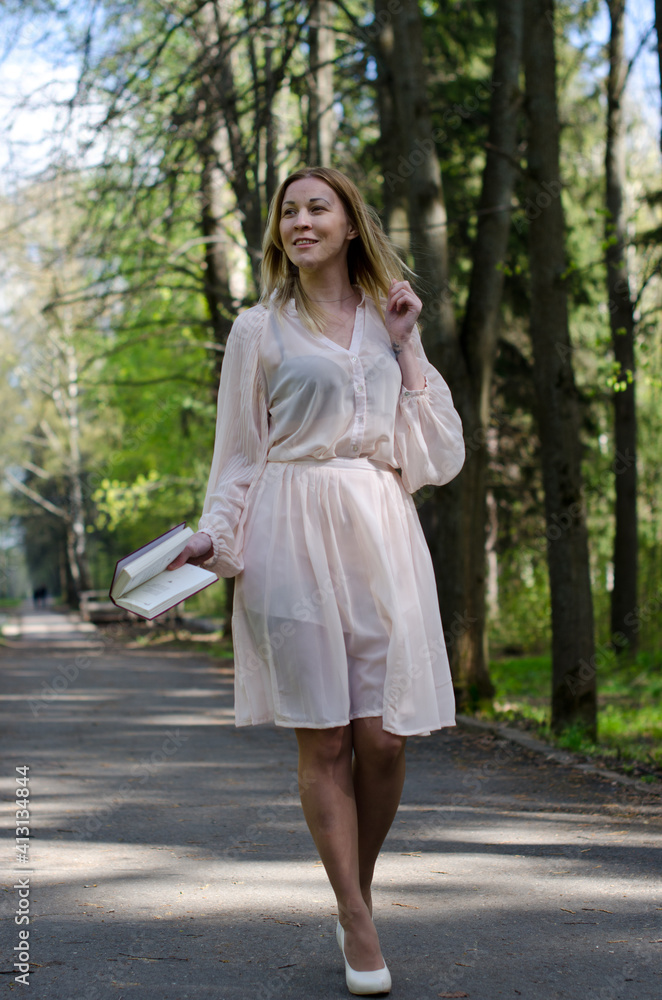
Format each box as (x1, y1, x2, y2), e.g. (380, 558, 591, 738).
(482, 650, 662, 778)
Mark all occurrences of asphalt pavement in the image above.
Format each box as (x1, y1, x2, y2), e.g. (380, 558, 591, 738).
(1, 605, 661, 1000)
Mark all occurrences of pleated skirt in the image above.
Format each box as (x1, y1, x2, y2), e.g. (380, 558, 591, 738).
(231, 457, 456, 736)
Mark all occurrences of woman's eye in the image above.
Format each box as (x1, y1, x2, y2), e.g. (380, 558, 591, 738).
(281, 205, 325, 217)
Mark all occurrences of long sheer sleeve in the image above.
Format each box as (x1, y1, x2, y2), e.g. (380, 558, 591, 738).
(393, 324, 465, 494)
(198, 305, 269, 577)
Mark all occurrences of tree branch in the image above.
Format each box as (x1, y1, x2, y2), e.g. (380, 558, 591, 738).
(4, 470, 68, 520)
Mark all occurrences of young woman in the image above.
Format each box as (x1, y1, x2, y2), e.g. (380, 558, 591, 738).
(169, 166, 465, 995)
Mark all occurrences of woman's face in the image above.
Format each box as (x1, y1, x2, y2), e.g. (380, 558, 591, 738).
(278, 177, 357, 274)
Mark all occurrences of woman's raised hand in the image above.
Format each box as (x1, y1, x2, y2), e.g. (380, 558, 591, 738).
(167, 531, 214, 570)
(385, 279, 422, 346)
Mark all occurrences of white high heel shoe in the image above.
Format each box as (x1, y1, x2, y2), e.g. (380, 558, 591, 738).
(336, 920, 392, 996)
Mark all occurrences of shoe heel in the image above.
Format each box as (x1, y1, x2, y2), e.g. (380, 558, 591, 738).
(335, 920, 391, 995)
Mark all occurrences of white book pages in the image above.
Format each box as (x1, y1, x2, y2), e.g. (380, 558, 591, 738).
(112, 526, 194, 599)
(114, 563, 216, 617)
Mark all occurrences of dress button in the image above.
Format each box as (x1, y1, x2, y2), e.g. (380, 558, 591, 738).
(351, 355, 358, 363)
(356, 384, 364, 392)
(404, 390, 411, 396)
(351, 444, 359, 452)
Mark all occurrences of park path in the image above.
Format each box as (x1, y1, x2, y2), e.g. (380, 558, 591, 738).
(1, 605, 661, 1000)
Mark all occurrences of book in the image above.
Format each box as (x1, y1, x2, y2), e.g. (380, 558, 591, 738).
(109, 523, 217, 620)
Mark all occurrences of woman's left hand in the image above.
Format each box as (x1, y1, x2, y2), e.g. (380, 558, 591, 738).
(385, 279, 422, 347)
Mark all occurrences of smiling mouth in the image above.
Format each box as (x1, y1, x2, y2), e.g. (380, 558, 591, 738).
(293, 239, 318, 246)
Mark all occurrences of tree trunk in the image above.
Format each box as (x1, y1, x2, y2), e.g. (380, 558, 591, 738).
(199, 132, 235, 384)
(458, 0, 524, 700)
(63, 338, 91, 599)
(605, 0, 638, 653)
(196, 0, 305, 290)
(377, 0, 492, 707)
(19, 330, 94, 604)
(655, 0, 662, 155)
(377, 0, 522, 706)
(374, 0, 410, 256)
(196, 1, 255, 377)
(199, 0, 263, 289)
(523, 0, 596, 736)
(307, 0, 335, 166)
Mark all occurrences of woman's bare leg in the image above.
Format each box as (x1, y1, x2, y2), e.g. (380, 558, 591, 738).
(351, 716, 407, 915)
(294, 725, 384, 972)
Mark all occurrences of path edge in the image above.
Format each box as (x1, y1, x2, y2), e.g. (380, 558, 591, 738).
(456, 713, 662, 798)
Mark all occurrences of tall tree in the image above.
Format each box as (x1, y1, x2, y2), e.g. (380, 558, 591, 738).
(523, 0, 596, 735)
(373, 0, 410, 257)
(375, 0, 524, 706)
(374, 0, 479, 705)
(307, 0, 336, 166)
(605, 0, 638, 653)
(655, 0, 662, 155)
(457, 0, 524, 701)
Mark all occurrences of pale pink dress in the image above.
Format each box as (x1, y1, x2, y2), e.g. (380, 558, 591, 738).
(198, 288, 465, 736)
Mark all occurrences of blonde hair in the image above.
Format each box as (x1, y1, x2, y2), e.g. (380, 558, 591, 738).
(260, 166, 413, 332)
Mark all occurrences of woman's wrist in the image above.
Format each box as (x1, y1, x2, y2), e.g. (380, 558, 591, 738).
(393, 340, 426, 391)
(194, 531, 214, 563)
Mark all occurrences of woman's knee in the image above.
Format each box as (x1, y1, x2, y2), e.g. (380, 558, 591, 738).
(352, 717, 406, 769)
(295, 724, 351, 769)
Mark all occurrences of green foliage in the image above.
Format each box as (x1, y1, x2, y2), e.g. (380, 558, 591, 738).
(92, 471, 166, 531)
(489, 553, 551, 655)
(488, 650, 662, 772)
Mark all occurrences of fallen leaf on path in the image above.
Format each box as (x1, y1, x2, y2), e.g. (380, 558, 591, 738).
(438, 992, 469, 997)
(560, 908, 575, 913)
(392, 902, 419, 908)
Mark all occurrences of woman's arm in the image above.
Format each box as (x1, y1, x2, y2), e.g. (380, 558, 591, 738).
(194, 305, 270, 577)
(385, 279, 426, 391)
(393, 340, 426, 391)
